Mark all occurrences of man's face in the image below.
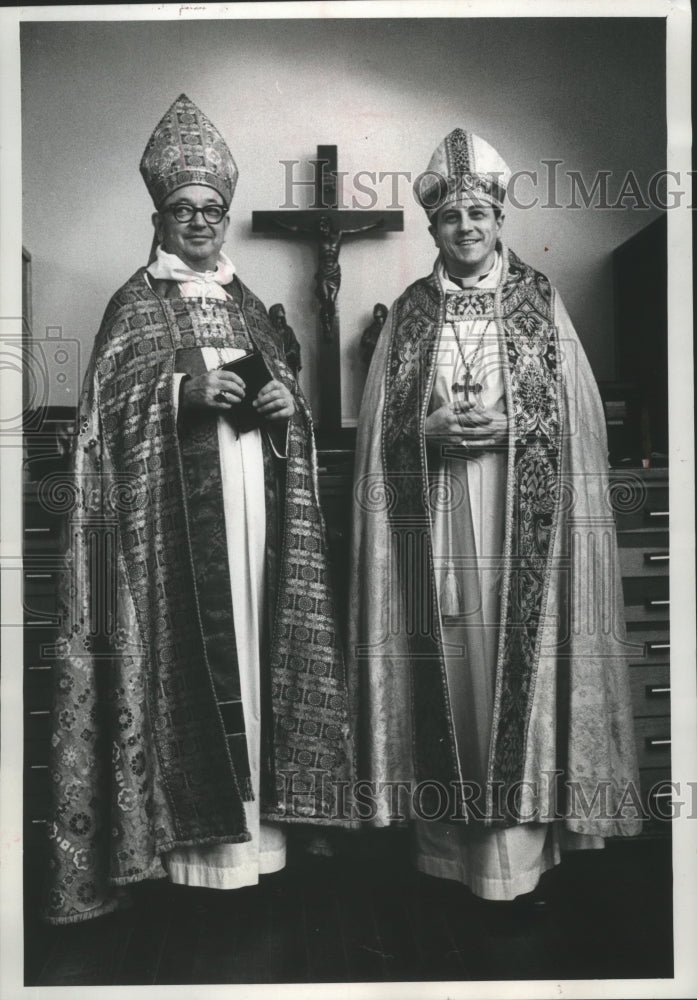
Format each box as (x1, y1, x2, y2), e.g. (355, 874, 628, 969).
(154, 184, 230, 272)
(430, 202, 503, 279)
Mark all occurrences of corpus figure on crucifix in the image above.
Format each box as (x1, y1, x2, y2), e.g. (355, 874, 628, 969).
(275, 214, 382, 341)
(315, 216, 343, 339)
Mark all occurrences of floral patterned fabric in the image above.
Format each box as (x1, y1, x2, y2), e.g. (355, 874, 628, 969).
(349, 246, 641, 835)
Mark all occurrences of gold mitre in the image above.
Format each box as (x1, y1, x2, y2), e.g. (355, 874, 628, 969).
(414, 128, 511, 219)
(140, 93, 238, 208)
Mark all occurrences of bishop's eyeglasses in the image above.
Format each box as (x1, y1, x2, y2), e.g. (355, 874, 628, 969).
(164, 203, 228, 224)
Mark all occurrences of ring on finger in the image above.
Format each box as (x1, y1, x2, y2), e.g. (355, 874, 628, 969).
(214, 391, 227, 403)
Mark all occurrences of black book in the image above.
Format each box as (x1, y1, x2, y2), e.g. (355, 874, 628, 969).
(219, 350, 274, 431)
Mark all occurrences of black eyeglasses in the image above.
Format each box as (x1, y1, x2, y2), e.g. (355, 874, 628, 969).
(163, 203, 228, 224)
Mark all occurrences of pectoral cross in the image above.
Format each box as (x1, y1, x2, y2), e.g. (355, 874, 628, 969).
(253, 145, 403, 431)
(453, 371, 484, 409)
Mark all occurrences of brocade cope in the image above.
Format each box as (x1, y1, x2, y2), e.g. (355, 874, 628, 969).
(44, 269, 355, 924)
(348, 246, 642, 836)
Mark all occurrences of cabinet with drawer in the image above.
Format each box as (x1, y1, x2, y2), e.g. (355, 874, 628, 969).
(611, 467, 670, 835)
(23, 444, 73, 874)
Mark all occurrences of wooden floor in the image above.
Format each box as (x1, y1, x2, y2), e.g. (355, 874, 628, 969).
(25, 830, 673, 986)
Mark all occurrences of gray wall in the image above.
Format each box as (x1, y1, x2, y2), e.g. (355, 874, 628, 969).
(21, 17, 666, 419)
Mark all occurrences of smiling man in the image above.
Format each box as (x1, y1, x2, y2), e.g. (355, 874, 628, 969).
(350, 128, 641, 906)
(44, 94, 355, 925)
(430, 201, 502, 277)
(155, 185, 230, 271)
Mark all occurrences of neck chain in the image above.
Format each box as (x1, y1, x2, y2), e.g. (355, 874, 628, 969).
(451, 320, 488, 405)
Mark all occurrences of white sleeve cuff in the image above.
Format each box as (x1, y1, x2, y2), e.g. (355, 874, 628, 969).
(265, 418, 291, 459)
(172, 373, 187, 421)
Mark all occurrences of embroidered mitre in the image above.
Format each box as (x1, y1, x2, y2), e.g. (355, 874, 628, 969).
(414, 128, 511, 218)
(140, 93, 238, 208)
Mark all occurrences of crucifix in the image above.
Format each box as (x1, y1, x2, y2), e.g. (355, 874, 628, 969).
(253, 145, 403, 430)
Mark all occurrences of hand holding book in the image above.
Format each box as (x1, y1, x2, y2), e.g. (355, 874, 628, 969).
(220, 351, 294, 422)
(180, 351, 294, 427)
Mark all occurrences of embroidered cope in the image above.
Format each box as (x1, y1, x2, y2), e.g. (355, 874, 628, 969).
(348, 246, 641, 898)
(44, 261, 355, 924)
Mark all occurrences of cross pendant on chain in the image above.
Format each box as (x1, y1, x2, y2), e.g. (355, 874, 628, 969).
(453, 368, 484, 408)
(462, 368, 483, 401)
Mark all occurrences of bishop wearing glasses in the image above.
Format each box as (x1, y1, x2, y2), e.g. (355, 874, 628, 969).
(44, 94, 354, 924)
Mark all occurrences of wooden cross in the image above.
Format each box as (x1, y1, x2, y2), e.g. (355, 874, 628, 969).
(253, 145, 403, 430)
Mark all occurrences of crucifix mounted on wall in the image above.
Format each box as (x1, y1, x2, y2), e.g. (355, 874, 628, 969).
(253, 145, 404, 430)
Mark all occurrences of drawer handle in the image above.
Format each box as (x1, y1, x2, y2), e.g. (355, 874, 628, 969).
(646, 685, 670, 698)
(30, 819, 48, 826)
(647, 510, 669, 519)
(645, 641, 670, 655)
(644, 552, 669, 564)
(28, 665, 52, 672)
(24, 527, 52, 533)
(25, 573, 54, 580)
(25, 618, 57, 627)
(28, 710, 50, 717)
(645, 737, 671, 750)
(30, 764, 49, 771)
(652, 790, 674, 802)
(646, 599, 670, 609)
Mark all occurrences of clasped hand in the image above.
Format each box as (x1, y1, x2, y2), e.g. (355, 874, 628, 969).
(425, 401, 508, 449)
(181, 370, 295, 422)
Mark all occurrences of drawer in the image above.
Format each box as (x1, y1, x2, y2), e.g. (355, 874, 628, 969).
(24, 628, 61, 665)
(23, 495, 64, 544)
(638, 767, 674, 826)
(623, 626, 670, 665)
(611, 481, 668, 531)
(24, 680, 53, 711)
(23, 590, 61, 627)
(24, 737, 52, 768)
(619, 548, 669, 576)
(318, 472, 353, 495)
(24, 763, 51, 803)
(24, 566, 61, 596)
(24, 483, 72, 522)
(24, 819, 51, 853)
(622, 575, 669, 607)
(24, 662, 54, 692)
(24, 708, 53, 742)
(23, 526, 62, 553)
(634, 716, 671, 769)
(624, 598, 670, 623)
(629, 664, 671, 717)
(617, 528, 669, 549)
(641, 637, 670, 660)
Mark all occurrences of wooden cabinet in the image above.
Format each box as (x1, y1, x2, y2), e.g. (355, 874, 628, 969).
(611, 467, 670, 832)
(23, 413, 75, 883)
(24, 490, 62, 872)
